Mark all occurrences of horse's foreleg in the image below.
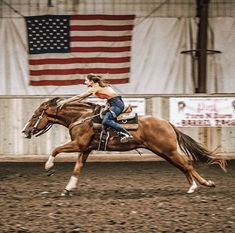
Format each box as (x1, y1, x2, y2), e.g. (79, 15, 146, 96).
(61, 150, 91, 196)
(45, 141, 79, 172)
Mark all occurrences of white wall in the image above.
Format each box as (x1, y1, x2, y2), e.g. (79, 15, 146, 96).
(0, 17, 235, 94)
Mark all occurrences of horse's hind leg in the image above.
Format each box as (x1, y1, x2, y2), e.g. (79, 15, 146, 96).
(161, 150, 199, 193)
(191, 169, 215, 187)
(162, 150, 215, 192)
(61, 150, 91, 196)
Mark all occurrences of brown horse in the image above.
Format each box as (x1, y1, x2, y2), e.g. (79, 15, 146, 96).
(22, 97, 226, 196)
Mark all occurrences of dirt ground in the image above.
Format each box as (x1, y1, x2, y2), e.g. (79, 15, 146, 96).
(0, 159, 234, 233)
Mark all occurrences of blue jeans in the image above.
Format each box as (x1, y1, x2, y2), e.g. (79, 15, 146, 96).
(102, 96, 130, 136)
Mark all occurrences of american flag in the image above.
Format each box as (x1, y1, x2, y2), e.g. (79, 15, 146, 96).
(25, 15, 135, 86)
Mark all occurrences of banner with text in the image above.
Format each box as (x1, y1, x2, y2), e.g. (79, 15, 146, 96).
(170, 97, 235, 127)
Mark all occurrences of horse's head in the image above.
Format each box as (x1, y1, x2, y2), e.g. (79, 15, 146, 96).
(22, 97, 61, 139)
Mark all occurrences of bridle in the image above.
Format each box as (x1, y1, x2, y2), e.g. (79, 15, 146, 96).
(33, 110, 45, 129)
(32, 109, 53, 137)
(23, 100, 104, 136)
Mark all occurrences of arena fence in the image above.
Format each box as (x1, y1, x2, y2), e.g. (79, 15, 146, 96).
(0, 94, 234, 161)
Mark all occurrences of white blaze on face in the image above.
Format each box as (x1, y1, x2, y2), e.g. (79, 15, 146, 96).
(21, 121, 30, 133)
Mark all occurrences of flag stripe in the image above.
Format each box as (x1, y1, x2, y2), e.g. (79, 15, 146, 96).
(71, 46, 131, 53)
(71, 41, 131, 47)
(70, 15, 135, 20)
(29, 57, 130, 65)
(70, 36, 132, 42)
(30, 73, 129, 81)
(70, 25, 133, 31)
(30, 62, 130, 70)
(30, 78, 129, 86)
(30, 51, 131, 59)
(71, 30, 132, 37)
(70, 20, 134, 26)
(30, 67, 130, 75)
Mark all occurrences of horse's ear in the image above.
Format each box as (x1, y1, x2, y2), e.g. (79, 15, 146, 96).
(49, 97, 62, 106)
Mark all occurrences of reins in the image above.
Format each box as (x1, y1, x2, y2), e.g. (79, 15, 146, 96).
(35, 124, 53, 137)
(69, 113, 100, 131)
(34, 103, 60, 137)
(33, 110, 53, 137)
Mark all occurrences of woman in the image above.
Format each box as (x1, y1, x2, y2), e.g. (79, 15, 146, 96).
(59, 74, 133, 143)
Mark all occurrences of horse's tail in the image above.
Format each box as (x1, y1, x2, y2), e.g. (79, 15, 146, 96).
(170, 123, 227, 172)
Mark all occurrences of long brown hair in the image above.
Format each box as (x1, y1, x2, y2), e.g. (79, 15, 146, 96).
(86, 74, 109, 87)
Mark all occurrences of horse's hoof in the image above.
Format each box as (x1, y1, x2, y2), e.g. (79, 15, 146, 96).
(45, 162, 54, 171)
(61, 189, 72, 197)
(208, 180, 216, 187)
(46, 169, 55, 176)
(187, 180, 198, 194)
(187, 187, 197, 194)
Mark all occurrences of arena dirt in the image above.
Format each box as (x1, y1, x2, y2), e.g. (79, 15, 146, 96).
(0, 160, 234, 233)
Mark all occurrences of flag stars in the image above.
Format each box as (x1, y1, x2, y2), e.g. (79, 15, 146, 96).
(26, 16, 70, 54)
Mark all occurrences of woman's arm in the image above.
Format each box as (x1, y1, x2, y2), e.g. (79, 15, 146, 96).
(59, 88, 94, 107)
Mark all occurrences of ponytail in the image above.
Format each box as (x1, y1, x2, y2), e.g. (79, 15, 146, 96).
(86, 74, 109, 87)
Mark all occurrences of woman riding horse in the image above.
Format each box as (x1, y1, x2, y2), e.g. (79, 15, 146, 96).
(22, 96, 227, 196)
(59, 74, 133, 143)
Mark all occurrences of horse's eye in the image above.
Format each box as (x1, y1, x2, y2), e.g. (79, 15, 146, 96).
(32, 115, 37, 118)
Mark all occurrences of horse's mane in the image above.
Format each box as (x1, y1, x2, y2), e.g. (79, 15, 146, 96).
(47, 97, 98, 109)
(68, 101, 98, 109)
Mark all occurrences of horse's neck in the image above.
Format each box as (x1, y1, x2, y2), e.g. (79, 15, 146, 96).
(53, 104, 95, 128)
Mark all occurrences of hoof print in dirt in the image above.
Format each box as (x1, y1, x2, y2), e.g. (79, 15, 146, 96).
(46, 169, 55, 176)
(61, 189, 73, 197)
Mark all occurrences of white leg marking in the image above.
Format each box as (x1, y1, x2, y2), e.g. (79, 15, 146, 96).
(45, 155, 55, 171)
(187, 179, 198, 194)
(65, 176, 78, 191)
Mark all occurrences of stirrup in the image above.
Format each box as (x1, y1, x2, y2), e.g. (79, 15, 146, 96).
(120, 135, 133, 143)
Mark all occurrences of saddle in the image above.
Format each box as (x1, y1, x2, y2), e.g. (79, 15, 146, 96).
(93, 105, 138, 151)
(92, 105, 139, 130)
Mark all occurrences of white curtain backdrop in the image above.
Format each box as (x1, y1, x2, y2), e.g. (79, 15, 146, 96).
(0, 17, 234, 95)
